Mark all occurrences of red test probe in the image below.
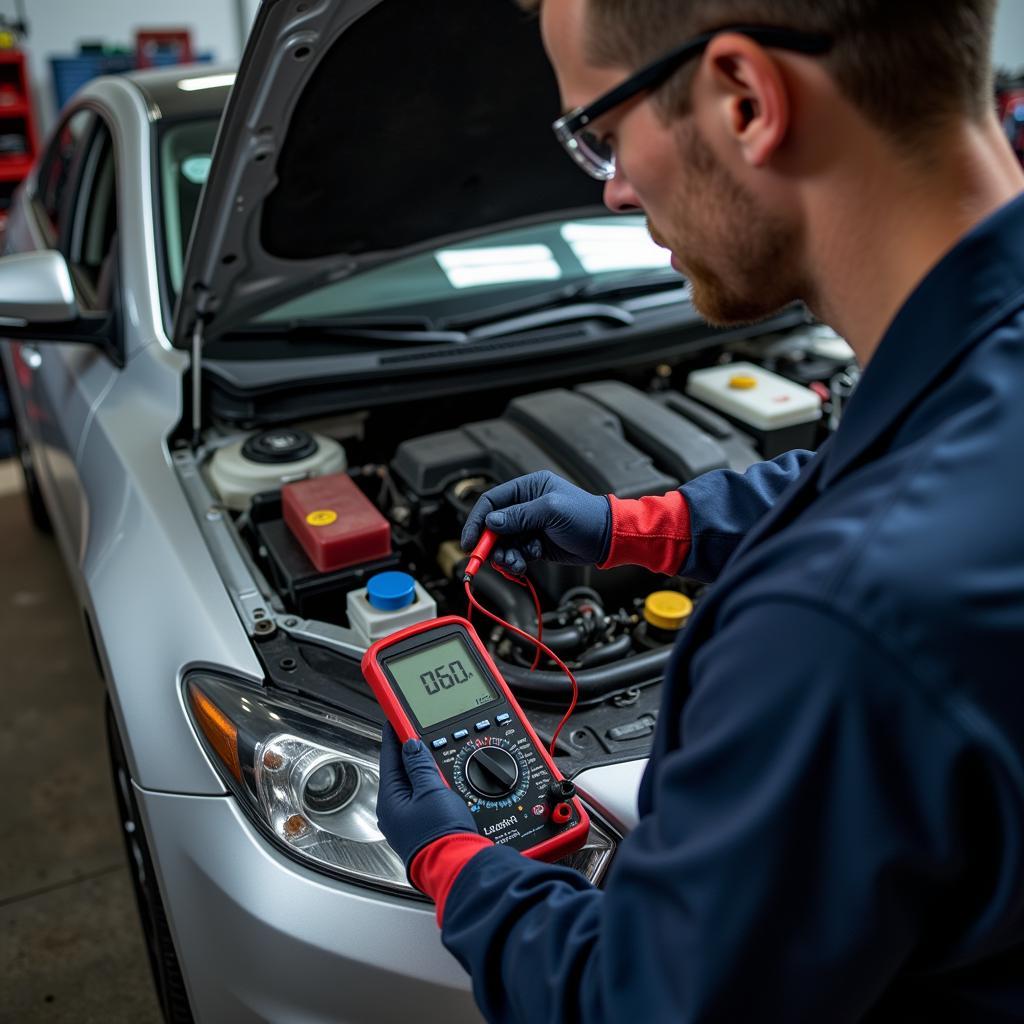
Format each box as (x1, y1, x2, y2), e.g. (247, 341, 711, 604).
(463, 529, 579, 756)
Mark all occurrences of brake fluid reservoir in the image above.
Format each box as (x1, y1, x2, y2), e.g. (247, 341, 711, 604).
(347, 572, 438, 647)
(207, 428, 346, 511)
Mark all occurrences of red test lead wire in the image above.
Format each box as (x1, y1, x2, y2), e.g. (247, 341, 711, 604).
(488, 560, 543, 671)
(463, 528, 578, 754)
(464, 528, 543, 670)
(463, 577, 579, 758)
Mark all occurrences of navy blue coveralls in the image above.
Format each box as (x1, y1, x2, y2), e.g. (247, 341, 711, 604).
(437, 194, 1024, 1022)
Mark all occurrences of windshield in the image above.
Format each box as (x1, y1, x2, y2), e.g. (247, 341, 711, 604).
(253, 215, 673, 325)
(159, 118, 674, 331)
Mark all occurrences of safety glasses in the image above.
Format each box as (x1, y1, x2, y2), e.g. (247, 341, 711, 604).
(552, 25, 834, 181)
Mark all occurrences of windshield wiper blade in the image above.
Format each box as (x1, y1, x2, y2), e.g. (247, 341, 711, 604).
(466, 302, 636, 340)
(577, 268, 687, 300)
(439, 269, 686, 332)
(222, 316, 470, 345)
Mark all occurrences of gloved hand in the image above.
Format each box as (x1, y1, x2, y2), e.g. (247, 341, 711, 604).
(376, 723, 477, 870)
(461, 470, 612, 575)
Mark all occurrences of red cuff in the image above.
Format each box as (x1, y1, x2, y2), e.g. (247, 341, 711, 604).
(409, 833, 494, 925)
(599, 490, 692, 576)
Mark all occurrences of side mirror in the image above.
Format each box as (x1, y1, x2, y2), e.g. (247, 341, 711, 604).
(0, 250, 119, 363)
(0, 250, 79, 323)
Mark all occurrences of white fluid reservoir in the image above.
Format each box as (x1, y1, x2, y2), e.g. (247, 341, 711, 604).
(347, 572, 438, 648)
(207, 428, 347, 511)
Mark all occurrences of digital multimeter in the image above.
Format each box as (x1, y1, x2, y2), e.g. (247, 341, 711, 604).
(363, 615, 590, 861)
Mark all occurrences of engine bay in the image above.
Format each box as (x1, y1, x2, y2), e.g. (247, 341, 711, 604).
(183, 323, 857, 775)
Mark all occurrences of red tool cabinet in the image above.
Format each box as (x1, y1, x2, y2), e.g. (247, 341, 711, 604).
(0, 49, 38, 235)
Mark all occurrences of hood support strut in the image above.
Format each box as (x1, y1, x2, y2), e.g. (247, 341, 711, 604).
(191, 318, 205, 444)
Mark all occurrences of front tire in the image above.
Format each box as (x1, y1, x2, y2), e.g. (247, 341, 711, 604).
(106, 699, 194, 1024)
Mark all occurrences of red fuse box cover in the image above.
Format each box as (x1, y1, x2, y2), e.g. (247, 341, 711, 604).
(282, 473, 392, 573)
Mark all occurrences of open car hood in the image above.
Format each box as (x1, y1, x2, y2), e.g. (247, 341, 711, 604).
(171, 0, 606, 349)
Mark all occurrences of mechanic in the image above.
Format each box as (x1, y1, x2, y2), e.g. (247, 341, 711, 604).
(376, 0, 1024, 1020)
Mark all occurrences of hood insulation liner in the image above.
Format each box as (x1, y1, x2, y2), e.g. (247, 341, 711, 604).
(260, 0, 606, 259)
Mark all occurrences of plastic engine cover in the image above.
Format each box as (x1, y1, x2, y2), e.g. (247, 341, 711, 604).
(283, 472, 392, 573)
(392, 387, 682, 499)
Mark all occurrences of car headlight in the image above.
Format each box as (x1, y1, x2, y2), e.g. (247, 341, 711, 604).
(186, 672, 411, 893)
(185, 671, 619, 894)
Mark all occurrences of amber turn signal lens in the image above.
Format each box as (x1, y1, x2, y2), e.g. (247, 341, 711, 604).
(188, 684, 242, 782)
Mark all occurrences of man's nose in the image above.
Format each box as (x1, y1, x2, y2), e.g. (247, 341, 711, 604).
(603, 171, 642, 214)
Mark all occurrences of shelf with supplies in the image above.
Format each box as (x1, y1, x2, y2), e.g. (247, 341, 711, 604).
(0, 48, 37, 235)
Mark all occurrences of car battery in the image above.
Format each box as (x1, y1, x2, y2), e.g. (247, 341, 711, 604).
(248, 493, 400, 625)
(283, 472, 392, 573)
(685, 362, 823, 458)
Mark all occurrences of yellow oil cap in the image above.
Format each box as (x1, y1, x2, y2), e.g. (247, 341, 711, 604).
(643, 591, 694, 631)
(729, 374, 758, 390)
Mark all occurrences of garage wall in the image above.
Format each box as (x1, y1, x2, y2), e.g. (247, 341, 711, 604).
(16, 0, 256, 135)
(7, 0, 1024, 137)
(996, 0, 1024, 74)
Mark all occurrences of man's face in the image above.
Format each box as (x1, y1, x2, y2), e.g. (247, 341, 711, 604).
(540, 0, 803, 326)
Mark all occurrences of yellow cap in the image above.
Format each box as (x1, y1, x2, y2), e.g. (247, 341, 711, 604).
(729, 374, 758, 390)
(306, 509, 338, 527)
(643, 591, 694, 631)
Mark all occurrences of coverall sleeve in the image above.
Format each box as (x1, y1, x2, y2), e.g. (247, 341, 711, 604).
(679, 449, 816, 581)
(437, 598, 978, 1024)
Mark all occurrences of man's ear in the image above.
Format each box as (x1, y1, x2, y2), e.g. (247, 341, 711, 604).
(702, 33, 792, 167)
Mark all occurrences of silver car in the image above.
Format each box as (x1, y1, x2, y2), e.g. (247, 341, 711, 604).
(1, 1, 841, 1020)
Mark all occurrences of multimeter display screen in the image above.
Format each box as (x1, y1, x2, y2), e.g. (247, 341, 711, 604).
(386, 636, 498, 730)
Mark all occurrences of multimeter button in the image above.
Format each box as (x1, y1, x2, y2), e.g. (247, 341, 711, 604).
(431, 737, 448, 750)
(465, 747, 520, 799)
(496, 713, 511, 725)
(475, 720, 491, 732)
(452, 729, 469, 740)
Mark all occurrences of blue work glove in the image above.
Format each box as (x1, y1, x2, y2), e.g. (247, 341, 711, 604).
(461, 470, 612, 576)
(376, 723, 477, 871)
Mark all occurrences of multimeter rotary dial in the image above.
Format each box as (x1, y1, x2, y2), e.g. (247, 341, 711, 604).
(453, 738, 531, 806)
(465, 746, 519, 798)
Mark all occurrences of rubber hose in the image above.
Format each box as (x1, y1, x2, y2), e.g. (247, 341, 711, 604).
(575, 632, 633, 668)
(498, 646, 672, 706)
(511, 623, 587, 656)
(465, 559, 588, 655)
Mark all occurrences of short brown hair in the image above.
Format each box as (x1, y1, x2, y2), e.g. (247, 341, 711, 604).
(521, 0, 997, 142)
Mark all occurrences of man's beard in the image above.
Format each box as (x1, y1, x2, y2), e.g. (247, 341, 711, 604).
(657, 125, 802, 326)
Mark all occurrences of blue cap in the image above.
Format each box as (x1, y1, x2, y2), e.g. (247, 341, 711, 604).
(366, 572, 417, 612)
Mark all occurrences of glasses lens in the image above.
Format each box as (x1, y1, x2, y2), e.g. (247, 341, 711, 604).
(574, 130, 615, 180)
(554, 115, 616, 181)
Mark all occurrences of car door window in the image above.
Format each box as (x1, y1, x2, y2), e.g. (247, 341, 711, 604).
(67, 121, 118, 312)
(34, 109, 92, 246)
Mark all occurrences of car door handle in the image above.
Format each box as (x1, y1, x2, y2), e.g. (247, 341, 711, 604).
(19, 343, 42, 370)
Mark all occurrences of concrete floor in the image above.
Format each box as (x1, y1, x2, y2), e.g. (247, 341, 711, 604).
(0, 459, 161, 1023)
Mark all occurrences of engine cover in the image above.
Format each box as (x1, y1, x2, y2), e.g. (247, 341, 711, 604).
(391, 382, 759, 500)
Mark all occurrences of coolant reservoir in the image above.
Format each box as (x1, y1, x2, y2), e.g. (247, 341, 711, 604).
(207, 428, 346, 511)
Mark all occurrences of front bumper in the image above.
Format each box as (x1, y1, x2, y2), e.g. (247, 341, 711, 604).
(136, 785, 482, 1023)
